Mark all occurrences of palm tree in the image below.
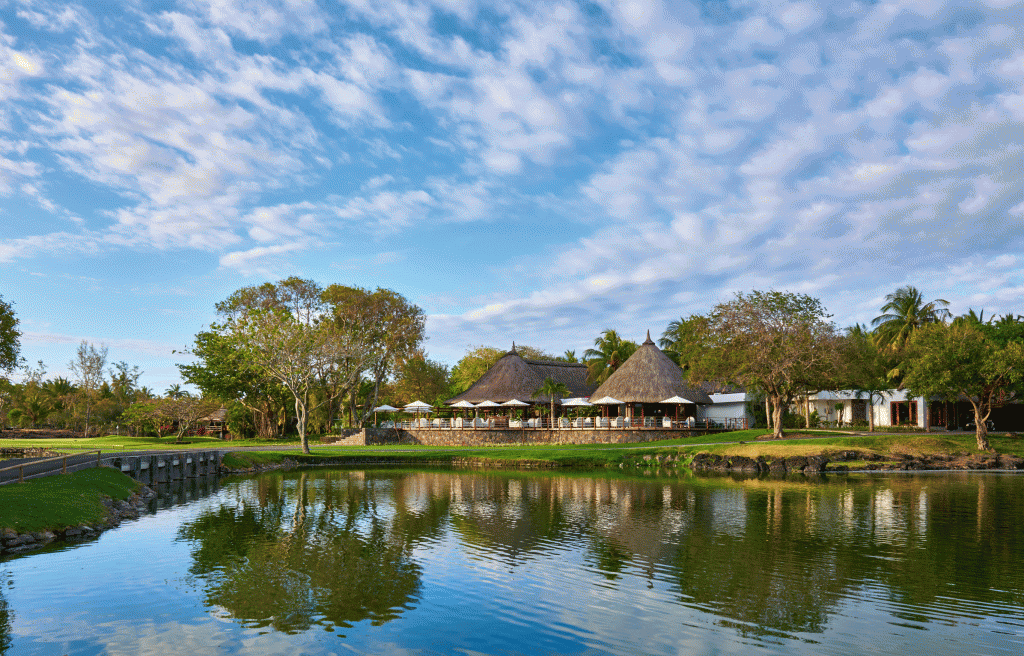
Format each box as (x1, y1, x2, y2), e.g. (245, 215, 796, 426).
(871, 286, 951, 352)
(165, 384, 189, 400)
(534, 377, 570, 427)
(583, 330, 638, 384)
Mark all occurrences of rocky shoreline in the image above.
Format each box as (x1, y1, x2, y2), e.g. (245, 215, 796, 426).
(689, 450, 1024, 474)
(0, 485, 157, 557)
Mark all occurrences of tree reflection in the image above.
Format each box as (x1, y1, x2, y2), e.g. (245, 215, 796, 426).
(0, 586, 10, 655)
(178, 470, 425, 633)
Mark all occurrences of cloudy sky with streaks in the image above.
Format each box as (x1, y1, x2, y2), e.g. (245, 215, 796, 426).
(1, 0, 1023, 388)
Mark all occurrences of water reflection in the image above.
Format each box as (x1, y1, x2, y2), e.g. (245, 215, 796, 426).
(4, 469, 1023, 655)
(174, 470, 1024, 650)
(178, 471, 425, 633)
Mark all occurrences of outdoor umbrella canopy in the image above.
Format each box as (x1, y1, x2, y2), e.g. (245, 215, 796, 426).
(500, 399, 530, 406)
(404, 401, 433, 413)
(372, 404, 398, 426)
(450, 400, 477, 408)
(475, 400, 500, 408)
(591, 396, 623, 405)
(561, 398, 593, 406)
(661, 396, 693, 425)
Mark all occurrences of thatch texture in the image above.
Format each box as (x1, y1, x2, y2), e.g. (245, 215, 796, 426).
(447, 349, 596, 404)
(590, 335, 713, 404)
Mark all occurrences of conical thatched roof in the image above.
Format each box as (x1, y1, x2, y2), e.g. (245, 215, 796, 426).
(447, 347, 595, 404)
(590, 332, 713, 404)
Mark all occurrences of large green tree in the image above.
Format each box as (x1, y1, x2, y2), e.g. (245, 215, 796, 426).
(902, 322, 1024, 451)
(0, 294, 21, 378)
(691, 291, 841, 439)
(659, 315, 711, 370)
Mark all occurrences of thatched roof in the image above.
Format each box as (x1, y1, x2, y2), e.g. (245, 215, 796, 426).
(447, 346, 596, 405)
(590, 333, 713, 404)
(202, 407, 228, 422)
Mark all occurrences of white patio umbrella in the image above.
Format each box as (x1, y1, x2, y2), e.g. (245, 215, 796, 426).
(591, 396, 623, 423)
(404, 401, 433, 414)
(501, 398, 530, 421)
(373, 404, 398, 425)
(661, 395, 694, 424)
(450, 399, 476, 422)
(560, 397, 594, 423)
(476, 400, 500, 420)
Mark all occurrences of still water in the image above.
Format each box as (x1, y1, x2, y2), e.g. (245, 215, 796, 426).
(2, 469, 1023, 655)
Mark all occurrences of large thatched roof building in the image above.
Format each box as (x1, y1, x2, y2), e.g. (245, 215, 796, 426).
(590, 333, 713, 405)
(447, 346, 596, 405)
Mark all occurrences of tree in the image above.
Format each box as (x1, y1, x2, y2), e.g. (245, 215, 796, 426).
(839, 324, 892, 432)
(392, 352, 450, 407)
(165, 383, 188, 400)
(450, 346, 506, 395)
(535, 377, 570, 427)
(691, 291, 841, 439)
(165, 395, 220, 443)
(584, 330, 638, 384)
(659, 315, 711, 370)
(69, 341, 108, 438)
(0, 294, 21, 379)
(902, 322, 1024, 451)
(872, 286, 951, 353)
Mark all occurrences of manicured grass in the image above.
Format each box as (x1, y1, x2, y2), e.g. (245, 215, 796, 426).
(0, 467, 140, 533)
(222, 431, 1024, 472)
(0, 434, 302, 452)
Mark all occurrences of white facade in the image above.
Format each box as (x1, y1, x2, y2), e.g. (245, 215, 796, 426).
(699, 392, 756, 427)
(803, 390, 926, 428)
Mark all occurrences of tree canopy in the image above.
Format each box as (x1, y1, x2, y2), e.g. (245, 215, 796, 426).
(0, 294, 21, 378)
(902, 321, 1024, 450)
(691, 291, 841, 439)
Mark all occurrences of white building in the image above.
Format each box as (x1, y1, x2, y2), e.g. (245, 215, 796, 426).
(802, 389, 926, 428)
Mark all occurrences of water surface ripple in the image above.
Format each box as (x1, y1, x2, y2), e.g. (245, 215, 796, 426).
(1, 469, 1023, 655)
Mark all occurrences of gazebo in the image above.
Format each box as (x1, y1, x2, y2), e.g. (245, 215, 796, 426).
(589, 332, 712, 425)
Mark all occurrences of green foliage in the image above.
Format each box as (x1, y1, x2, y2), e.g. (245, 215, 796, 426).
(902, 322, 1024, 450)
(0, 294, 21, 377)
(692, 291, 841, 439)
(872, 285, 951, 354)
(583, 330, 638, 384)
(0, 467, 139, 532)
(392, 352, 451, 406)
(659, 315, 710, 369)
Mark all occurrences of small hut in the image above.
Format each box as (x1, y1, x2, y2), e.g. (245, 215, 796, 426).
(446, 345, 595, 412)
(589, 332, 712, 422)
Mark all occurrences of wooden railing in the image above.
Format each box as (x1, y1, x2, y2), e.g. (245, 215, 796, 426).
(0, 450, 102, 485)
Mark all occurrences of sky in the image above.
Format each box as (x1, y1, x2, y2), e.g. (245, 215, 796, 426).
(1, 0, 1023, 392)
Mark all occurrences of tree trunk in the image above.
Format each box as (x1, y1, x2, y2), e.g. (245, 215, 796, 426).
(867, 395, 875, 432)
(296, 394, 310, 454)
(969, 400, 992, 451)
(923, 399, 930, 433)
(804, 393, 810, 429)
(765, 398, 772, 433)
(772, 398, 785, 439)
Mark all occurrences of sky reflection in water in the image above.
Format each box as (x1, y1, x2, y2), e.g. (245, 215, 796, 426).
(2, 470, 1024, 655)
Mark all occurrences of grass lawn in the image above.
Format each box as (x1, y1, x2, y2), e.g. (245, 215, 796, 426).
(0, 467, 140, 533)
(0, 433, 302, 452)
(222, 429, 1024, 471)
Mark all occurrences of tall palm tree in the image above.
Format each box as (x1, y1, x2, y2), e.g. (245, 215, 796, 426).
(534, 377, 570, 427)
(583, 330, 637, 384)
(165, 384, 189, 400)
(871, 286, 951, 352)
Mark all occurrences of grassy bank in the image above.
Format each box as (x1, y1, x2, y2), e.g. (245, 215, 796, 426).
(222, 430, 1024, 472)
(0, 433, 301, 452)
(0, 467, 140, 533)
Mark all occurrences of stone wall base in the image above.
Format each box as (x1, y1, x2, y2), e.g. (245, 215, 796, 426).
(321, 427, 697, 447)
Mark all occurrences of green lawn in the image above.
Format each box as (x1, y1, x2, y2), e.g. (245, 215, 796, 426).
(0, 433, 302, 452)
(0, 467, 140, 533)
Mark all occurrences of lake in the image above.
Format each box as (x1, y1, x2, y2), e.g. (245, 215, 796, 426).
(1, 468, 1023, 655)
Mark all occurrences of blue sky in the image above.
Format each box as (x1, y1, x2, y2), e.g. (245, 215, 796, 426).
(1, 0, 1023, 391)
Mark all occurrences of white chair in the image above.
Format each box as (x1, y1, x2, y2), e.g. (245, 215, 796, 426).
(474, 417, 486, 428)
(583, 418, 594, 428)
(663, 417, 673, 428)
(559, 417, 570, 428)
(612, 417, 624, 428)
(596, 417, 609, 428)
(509, 419, 523, 428)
